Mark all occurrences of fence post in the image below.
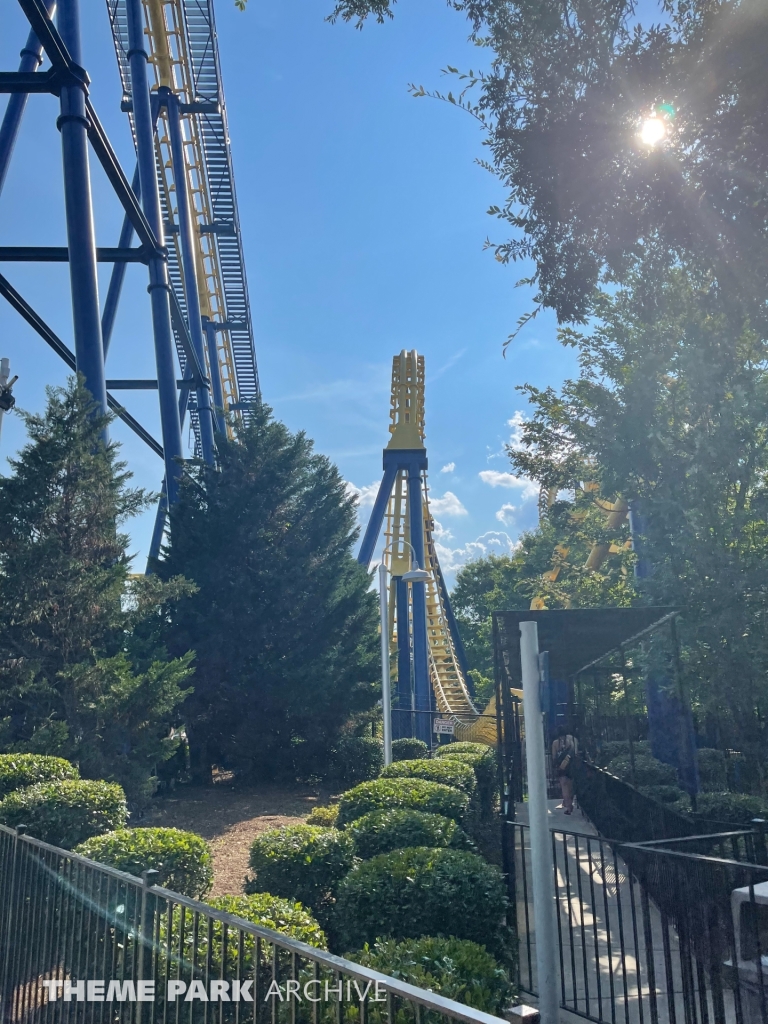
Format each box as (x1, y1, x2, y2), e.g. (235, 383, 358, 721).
(0, 826, 26, 1024)
(136, 869, 159, 1024)
(520, 621, 559, 1024)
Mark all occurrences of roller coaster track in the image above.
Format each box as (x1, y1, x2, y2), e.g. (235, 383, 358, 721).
(106, 0, 259, 450)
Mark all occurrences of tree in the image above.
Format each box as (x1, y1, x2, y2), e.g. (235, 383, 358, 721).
(329, 0, 768, 329)
(0, 377, 194, 805)
(508, 265, 768, 775)
(157, 404, 379, 784)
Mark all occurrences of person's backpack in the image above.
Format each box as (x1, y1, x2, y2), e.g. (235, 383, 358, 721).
(554, 739, 575, 776)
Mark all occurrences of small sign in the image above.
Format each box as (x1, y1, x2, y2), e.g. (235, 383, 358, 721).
(433, 717, 455, 736)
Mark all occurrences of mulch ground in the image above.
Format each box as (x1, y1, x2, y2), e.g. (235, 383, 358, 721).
(140, 780, 336, 897)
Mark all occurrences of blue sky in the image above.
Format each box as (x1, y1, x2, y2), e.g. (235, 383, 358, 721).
(0, 0, 579, 582)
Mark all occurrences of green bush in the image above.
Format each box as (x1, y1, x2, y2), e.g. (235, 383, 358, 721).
(606, 753, 678, 788)
(594, 740, 651, 767)
(245, 825, 355, 915)
(336, 779, 469, 827)
(392, 738, 429, 762)
(0, 754, 79, 799)
(331, 735, 383, 786)
(434, 742, 488, 758)
(435, 747, 498, 818)
(348, 809, 472, 859)
(209, 894, 327, 949)
(0, 779, 128, 848)
(349, 937, 514, 1015)
(306, 804, 340, 827)
(335, 847, 509, 957)
(381, 758, 476, 796)
(637, 785, 691, 814)
(695, 792, 768, 824)
(697, 748, 728, 792)
(75, 827, 213, 898)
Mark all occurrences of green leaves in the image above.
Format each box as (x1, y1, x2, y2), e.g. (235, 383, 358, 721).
(336, 777, 470, 826)
(0, 779, 128, 848)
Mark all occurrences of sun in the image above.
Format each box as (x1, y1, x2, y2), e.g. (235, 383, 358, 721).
(639, 117, 666, 146)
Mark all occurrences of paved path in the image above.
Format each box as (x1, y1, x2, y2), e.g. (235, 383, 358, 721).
(513, 799, 736, 1024)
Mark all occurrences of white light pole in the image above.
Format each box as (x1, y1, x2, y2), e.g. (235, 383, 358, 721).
(378, 561, 393, 766)
(520, 620, 559, 1024)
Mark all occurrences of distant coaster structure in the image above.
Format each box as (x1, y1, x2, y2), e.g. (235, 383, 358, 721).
(358, 351, 497, 745)
(0, 0, 259, 560)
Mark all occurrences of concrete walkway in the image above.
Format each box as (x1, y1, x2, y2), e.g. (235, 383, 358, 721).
(513, 798, 736, 1024)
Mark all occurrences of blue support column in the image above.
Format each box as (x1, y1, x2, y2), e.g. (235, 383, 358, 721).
(125, 0, 183, 503)
(0, 1, 55, 197)
(164, 90, 215, 464)
(394, 576, 413, 739)
(357, 460, 399, 567)
(408, 465, 431, 744)
(203, 318, 226, 433)
(101, 165, 139, 355)
(57, 0, 108, 419)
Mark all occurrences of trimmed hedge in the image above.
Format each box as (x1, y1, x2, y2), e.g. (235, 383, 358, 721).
(381, 758, 476, 796)
(594, 740, 651, 768)
(435, 746, 498, 818)
(697, 748, 728, 792)
(606, 753, 678, 788)
(348, 809, 472, 859)
(246, 825, 355, 914)
(0, 779, 128, 848)
(695, 792, 768, 824)
(331, 735, 383, 786)
(75, 828, 213, 898)
(306, 804, 340, 827)
(335, 847, 509, 957)
(350, 937, 514, 1015)
(0, 754, 79, 799)
(171, 894, 327, 978)
(336, 779, 469, 827)
(392, 738, 429, 762)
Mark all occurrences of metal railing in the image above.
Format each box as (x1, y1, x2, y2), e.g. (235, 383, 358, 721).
(514, 821, 768, 1024)
(0, 825, 508, 1024)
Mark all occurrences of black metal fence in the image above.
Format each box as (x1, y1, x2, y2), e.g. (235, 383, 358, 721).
(514, 821, 768, 1024)
(0, 824, 509, 1024)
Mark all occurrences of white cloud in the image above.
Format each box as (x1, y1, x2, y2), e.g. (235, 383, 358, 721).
(478, 470, 538, 501)
(430, 518, 454, 542)
(428, 491, 468, 517)
(345, 480, 380, 510)
(507, 411, 527, 451)
(496, 503, 517, 526)
(435, 531, 519, 574)
(440, 462, 456, 474)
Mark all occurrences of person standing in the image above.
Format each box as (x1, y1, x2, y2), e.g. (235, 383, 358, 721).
(552, 727, 578, 814)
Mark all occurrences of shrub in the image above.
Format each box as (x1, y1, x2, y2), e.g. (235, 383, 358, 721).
(75, 828, 213, 898)
(392, 738, 429, 762)
(306, 804, 340, 827)
(434, 742, 488, 758)
(695, 792, 768, 824)
(335, 847, 509, 957)
(349, 937, 514, 1015)
(331, 735, 383, 786)
(381, 758, 476, 796)
(348, 809, 472, 859)
(171, 894, 327, 979)
(435, 747, 498, 819)
(245, 825, 355, 915)
(0, 779, 128, 848)
(336, 779, 469, 827)
(0, 754, 79, 799)
(594, 740, 651, 767)
(637, 785, 690, 814)
(697, 748, 728, 792)
(606, 753, 678, 788)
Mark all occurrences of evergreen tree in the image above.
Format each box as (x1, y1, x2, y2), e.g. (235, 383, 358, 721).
(0, 377, 194, 805)
(157, 404, 379, 784)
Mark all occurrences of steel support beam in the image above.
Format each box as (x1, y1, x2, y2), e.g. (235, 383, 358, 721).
(357, 460, 399, 567)
(125, 0, 183, 503)
(0, 247, 147, 262)
(56, 0, 107, 420)
(163, 89, 215, 464)
(102, 165, 140, 355)
(203, 317, 226, 432)
(393, 576, 412, 740)
(0, 1, 55, 198)
(407, 464, 431, 744)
